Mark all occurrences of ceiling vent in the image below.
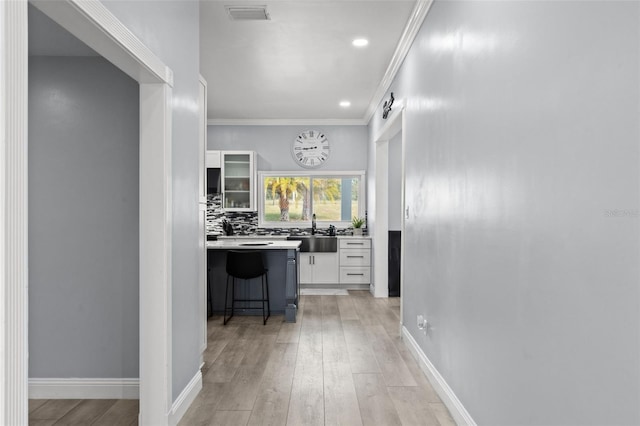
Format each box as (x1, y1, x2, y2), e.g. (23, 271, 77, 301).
(225, 5, 270, 21)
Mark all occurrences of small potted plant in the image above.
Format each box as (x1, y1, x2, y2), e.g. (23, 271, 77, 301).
(352, 216, 365, 236)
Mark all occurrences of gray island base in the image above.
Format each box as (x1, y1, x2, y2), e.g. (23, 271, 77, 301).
(207, 240, 301, 322)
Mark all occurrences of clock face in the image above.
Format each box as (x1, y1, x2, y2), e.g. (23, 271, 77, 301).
(292, 130, 330, 169)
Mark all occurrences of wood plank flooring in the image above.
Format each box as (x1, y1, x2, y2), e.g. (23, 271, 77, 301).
(29, 291, 455, 426)
(29, 398, 138, 425)
(182, 291, 455, 426)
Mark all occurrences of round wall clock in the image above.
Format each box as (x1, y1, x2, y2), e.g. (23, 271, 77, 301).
(291, 130, 330, 169)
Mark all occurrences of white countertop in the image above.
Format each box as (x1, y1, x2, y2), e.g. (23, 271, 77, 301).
(217, 235, 289, 240)
(215, 235, 370, 240)
(207, 240, 302, 250)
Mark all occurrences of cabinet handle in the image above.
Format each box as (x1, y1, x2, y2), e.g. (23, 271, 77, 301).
(347, 255, 364, 258)
(347, 273, 364, 276)
(347, 242, 364, 245)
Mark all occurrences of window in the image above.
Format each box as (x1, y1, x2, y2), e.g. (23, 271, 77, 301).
(259, 171, 365, 227)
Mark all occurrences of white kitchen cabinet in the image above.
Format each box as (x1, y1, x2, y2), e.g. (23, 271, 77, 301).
(299, 253, 313, 283)
(339, 267, 371, 284)
(205, 150, 221, 168)
(299, 252, 339, 284)
(221, 151, 256, 211)
(339, 238, 371, 286)
(339, 248, 371, 266)
(339, 238, 371, 250)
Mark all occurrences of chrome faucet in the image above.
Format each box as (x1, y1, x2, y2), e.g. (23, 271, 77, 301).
(311, 214, 317, 235)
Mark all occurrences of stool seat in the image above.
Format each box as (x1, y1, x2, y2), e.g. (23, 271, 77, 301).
(224, 250, 270, 325)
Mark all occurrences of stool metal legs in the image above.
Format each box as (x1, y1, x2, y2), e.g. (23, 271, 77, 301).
(223, 275, 234, 325)
(262, 274, 270, 325)
(223, 274, 270, 325)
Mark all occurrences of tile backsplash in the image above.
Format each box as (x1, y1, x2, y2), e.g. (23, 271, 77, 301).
(206, 194, 360, 236)
(206, 194, 258, 235)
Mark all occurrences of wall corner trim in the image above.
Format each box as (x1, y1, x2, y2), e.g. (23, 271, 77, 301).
(168, 370, 202, 426)
(1, 0, 29, 423)
(28, 378, 140, 399)
(402, 327, 477, 426)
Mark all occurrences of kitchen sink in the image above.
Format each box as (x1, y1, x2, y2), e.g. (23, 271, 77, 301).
(287, 235, 337, 252)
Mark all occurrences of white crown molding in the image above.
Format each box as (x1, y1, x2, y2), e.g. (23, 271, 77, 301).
(30, 0, 173, 86)
(208, 118, 367, 126)
(29, 378, 140, 399)
(168, 371, 202, 426)
(402, 326, 477, 426)
(363, 0, 434, 124)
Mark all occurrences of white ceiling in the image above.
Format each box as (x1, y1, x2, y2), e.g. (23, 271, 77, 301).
(200, 1, 417, 123)
(29, 1, 418, 123)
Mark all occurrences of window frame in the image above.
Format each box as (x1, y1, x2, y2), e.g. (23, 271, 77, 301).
(258, 170, 366, 228)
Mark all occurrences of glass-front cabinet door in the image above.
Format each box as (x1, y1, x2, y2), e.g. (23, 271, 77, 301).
(221, 151, 255, 211)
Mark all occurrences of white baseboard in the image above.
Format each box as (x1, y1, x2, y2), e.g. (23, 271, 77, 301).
(29, 378, 139, 399)
(402, 327, 476, 426)
(169, 370, 202, 426)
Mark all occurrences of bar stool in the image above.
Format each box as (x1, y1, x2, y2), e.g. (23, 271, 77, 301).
(223, 250, 270, 325)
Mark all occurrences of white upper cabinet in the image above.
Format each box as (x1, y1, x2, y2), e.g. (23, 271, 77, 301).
(221, 151, 256, 211)
(205, 150, 221, 168)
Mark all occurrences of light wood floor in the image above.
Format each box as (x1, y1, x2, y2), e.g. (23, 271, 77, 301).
(181, 291, 455, 426)
(29, 398, 138, 425)
(29, 291, 454, 426)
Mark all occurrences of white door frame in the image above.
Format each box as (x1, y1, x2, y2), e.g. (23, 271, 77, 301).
(373, 105, 405, 321)
(1, 2, 29, 423)
(1, 1, 174, 424)
(198, 76, 208, 357)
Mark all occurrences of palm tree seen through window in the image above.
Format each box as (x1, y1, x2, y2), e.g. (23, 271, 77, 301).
(262, 174, 361, 225)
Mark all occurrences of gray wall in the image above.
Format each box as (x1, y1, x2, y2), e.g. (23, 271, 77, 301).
(102, 0, 202, 401)
(368, 1, 640, 424)
(208, 125, 368, 172)
(29, 57, 139, 378)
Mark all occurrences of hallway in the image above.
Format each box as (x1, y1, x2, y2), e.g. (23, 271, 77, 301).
(181, 291, 455, 425)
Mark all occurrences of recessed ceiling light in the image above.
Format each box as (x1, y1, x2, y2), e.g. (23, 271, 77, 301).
(352, 38, 369, 47)
(339, 101, 351, 108)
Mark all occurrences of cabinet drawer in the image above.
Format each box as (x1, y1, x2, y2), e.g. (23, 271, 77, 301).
(339, 238, 371, 249)
(340, 267, 371, 284)
(339, 249, 371, 266)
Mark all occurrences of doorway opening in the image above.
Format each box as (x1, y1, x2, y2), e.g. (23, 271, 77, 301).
(373, 105, 405, 326)
(27, 0, 141, 405)
(2, 0, 174, 423)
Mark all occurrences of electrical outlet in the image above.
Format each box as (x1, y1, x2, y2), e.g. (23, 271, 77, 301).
(417, 315, 429, 335)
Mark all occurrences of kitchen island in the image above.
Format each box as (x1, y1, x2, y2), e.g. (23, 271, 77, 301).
(207, 240, 301, 322)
